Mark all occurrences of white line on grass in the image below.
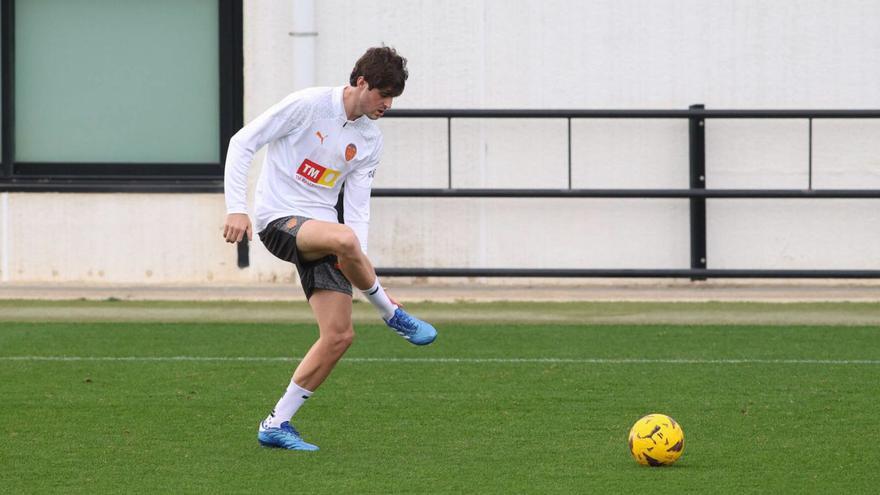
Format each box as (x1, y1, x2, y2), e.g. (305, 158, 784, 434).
(0, 356, 879, 365)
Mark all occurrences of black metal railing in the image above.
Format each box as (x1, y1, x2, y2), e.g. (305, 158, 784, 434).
(374, 106, 880, 279)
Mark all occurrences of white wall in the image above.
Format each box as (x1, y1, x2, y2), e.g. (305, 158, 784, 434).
(3, 0, 880, 283)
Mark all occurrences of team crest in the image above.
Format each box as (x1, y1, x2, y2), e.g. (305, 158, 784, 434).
(345, 143, 357, 161)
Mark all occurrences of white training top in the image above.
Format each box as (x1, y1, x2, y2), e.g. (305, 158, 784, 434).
(224, 86, 382, 253)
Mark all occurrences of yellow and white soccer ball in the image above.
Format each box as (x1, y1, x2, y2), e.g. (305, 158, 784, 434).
(628, 413, 685, 466)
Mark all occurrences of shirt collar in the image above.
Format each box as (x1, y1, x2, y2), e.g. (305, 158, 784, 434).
(333, 85, 365, 125)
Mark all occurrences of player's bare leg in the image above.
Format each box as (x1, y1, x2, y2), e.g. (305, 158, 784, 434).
(257, 290, 354, 451)
(296, 219, 437, 345)
(293, 290, 355, 390)
(295, 219, 381, 290)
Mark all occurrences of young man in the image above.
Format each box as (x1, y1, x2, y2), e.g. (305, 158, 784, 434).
(222, 47, 436, 451)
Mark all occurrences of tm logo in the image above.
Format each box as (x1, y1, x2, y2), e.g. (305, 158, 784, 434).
(296, 159, 340, 188)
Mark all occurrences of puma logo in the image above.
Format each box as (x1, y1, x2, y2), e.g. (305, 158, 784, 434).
(316, 131, 327, 145)
(638, 425, 662, 444)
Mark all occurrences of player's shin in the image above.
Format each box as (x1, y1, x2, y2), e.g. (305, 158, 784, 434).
(336, 252, 378, 290)
(361, 278, 398, 321)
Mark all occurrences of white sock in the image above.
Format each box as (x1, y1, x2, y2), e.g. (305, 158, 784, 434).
(362, 278, 398, 320)
(264, 381, 313, 428)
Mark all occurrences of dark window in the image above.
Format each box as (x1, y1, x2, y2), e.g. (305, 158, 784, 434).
(0, 0, 242, 192)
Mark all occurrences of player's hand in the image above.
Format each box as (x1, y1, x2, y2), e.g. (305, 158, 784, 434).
(388, 293, 404, 308)
(223, 213, 253, 243)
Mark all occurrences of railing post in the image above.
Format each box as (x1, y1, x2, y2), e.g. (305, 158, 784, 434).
(567, 117, 572, 189)
(808, 118, 813, 190)
(447, 117, 452, 188)
(237, 237, 250, 268)
(688, 104, 707, 281)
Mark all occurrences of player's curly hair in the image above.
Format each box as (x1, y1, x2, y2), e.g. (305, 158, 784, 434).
(349, 46, 408, 97)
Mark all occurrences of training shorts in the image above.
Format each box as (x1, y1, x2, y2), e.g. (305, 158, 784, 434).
(258, 215, 352, 300)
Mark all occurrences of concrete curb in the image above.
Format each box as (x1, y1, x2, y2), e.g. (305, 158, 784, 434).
(4, 281, 880, 302)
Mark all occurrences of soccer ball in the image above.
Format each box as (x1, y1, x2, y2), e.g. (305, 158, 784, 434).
(628, 413, 685, 466)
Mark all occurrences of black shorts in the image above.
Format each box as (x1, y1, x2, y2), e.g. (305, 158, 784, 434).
(258, 216, 352, 300)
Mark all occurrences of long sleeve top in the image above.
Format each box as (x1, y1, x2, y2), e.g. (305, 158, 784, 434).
(224, 86, 382, 253)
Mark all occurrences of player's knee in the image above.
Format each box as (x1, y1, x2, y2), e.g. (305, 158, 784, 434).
(339, 329, 355, 350)
(333, 228, 360, 258)
(325, 327, 354, 354)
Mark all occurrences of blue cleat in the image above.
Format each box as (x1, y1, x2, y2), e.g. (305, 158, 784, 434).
(385, 308, 438, 346)
(257, 421, 319, 451)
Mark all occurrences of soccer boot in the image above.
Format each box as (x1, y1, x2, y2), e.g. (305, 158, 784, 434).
(385, 307, 438, 345)
(257, 421, 319, 451)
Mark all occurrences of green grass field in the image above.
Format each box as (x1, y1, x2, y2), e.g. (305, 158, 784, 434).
(2, 300, 879, 493)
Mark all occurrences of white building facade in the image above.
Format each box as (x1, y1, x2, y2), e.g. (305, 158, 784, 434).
(2, 0, 880, 283)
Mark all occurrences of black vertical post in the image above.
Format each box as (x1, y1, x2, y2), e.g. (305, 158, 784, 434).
(808, 118, 813, 190)
(236, 237, 250, 268)
(1, 0, 15, 178)
(688, 104, 707, 281)
(219, 0, 248, 268)
(567, 117, 572, 189)
(447, 117, 452, 188)
(218, 0, 244, 166)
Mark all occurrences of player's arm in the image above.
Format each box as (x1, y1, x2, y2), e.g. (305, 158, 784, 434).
(343, 138, 382, 254)
(342, 165, 376, 254)
(343, 157, 403, 308)
(223, 94, 311, 243)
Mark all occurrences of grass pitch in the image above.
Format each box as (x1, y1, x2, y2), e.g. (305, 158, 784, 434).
(1, 300, 879, 493)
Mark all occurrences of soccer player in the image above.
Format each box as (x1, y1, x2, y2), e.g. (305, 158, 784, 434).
(222, 47, 436, 451)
